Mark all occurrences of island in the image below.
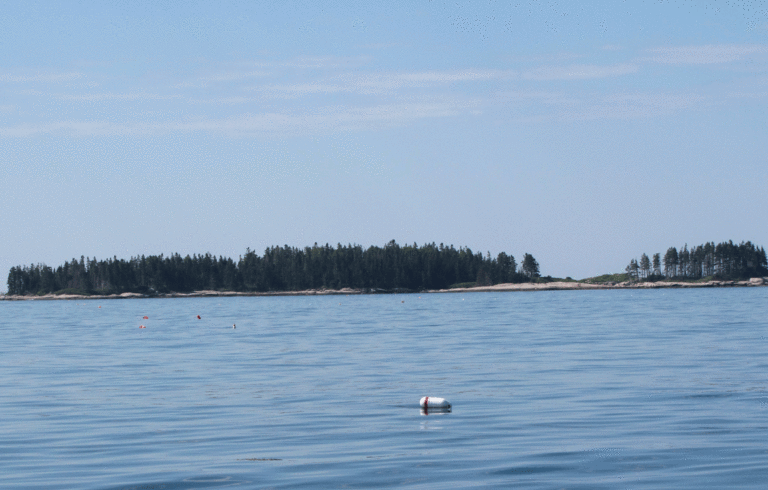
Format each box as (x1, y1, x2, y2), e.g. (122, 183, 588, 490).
(3, 240, 766, 300)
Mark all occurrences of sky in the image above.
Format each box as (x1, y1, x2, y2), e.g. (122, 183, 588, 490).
(1, 0, 767, 289)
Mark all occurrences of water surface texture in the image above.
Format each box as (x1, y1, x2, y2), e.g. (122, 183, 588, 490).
(2, 288, 767, 489)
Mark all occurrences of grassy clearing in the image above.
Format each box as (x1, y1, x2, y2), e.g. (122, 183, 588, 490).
(580, 273, 630, 284)
(536, 276, 577, 283)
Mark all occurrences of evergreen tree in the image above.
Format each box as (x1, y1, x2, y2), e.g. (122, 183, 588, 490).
(495, 252, 516, 283)
(664, 247, 678, 277)
(640, 253, 651, 279)
(521, 253, 540, 279)
(626, 258, 639, 281)
(631, 240, 767, 281)
(679, 245, 690, 277)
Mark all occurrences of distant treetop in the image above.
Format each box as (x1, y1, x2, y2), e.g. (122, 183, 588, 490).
(6, 241, 541, 296)
(626, 240, 767, 281)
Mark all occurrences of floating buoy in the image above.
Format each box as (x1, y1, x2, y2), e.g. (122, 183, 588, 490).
(197, 315, 201, 320)
(139, 325, 146, 329)
(143, 316, 149, 319)
(233, 324, 236, 329)
(420, 396, 451, 408)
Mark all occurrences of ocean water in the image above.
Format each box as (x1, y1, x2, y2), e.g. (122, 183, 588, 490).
(1, 288, 767, 489)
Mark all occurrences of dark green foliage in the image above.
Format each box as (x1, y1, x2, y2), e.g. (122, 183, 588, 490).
(521, 253, 540, 279)
(663, 247, 678, 277)
(652, 253, 661, 276)
(53, 288, 91, 296)
(630, 240, 768, 281)
(625, 258, 639, 281)
(639, 253, 651, 279)
(6, 242, 531, 295)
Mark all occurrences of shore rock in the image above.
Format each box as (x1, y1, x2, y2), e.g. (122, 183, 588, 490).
(2, 278, 766, 301)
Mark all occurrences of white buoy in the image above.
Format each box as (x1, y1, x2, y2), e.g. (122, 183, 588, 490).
(420, 396, 451, 408)
(233, 324, 236, 329)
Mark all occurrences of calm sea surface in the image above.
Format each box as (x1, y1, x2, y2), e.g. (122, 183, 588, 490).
(1, 288, 767, 489)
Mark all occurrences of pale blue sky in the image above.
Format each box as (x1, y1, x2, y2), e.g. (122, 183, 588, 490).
(2, 1, 767, 288)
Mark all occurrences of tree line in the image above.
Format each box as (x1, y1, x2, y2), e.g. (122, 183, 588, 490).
(626, 240, 767, 281)
(6, 241, 542, 296)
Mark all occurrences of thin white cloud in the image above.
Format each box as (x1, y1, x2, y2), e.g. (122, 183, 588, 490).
(727, 91, 768, 99)
(0, 121, 120, 137)
(501, 52, 584, 63)
(0, 51, 733, 138)
(174, 71, 272, 88)
(495, 90, 580, 106)
(201, 71, 271, 82)
(281, 55, 373, 69)
(559, 92, 705, 121)
(494, 89, 707, 122)
(66, 81, 100, 89)
(337, 69, 511, 94)
(522, 64, 638, 81)
(357, 42, 400, 50)
(0, 72, 84, 83)
(187, 96, 260, 105)
(333, 69, 512, 94)
(195, 64, 635, 103)
(393, 70, 509, 83)
(644, 45, 768, 65)
(238, 69, 512, 98)
(0, 100, 478, 138)
(181, 64, 632, 104)
(58, 92, 183, 102)
(250, 82, 349, 98)
(171, 56, 370, 89)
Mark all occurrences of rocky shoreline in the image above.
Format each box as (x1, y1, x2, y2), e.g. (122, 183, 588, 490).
(1, 278, 766, 301)
(0, 287, 365, 301)
(431, 277, 767, 293)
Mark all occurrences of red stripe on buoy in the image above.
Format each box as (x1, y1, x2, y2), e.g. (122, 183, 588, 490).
(424, 396, 429, 407)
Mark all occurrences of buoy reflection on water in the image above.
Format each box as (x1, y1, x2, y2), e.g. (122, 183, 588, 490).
(420, 406, 451, 416)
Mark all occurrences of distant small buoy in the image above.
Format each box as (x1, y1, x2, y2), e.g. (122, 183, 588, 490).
(139, 325, 145, 329)
(143, 316, 148, 319)
(401, 300, 404, 303)
(98, 306, 101, 308)
(197, 315, 201, 320)
(233, 324, 236, 329)
(420, 396, 451, 408)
